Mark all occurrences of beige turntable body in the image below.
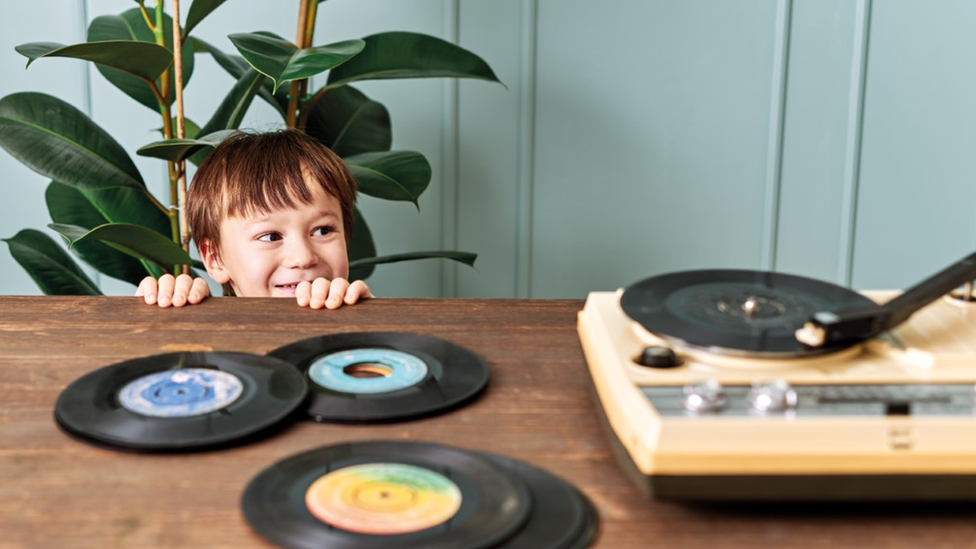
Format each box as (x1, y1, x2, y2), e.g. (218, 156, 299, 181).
(578, 289, 976, 500)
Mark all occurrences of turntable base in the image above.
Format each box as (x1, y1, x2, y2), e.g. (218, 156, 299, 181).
(579, 290, 976, 500)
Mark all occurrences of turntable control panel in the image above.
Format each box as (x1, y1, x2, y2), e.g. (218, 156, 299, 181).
(643, 381, 976, 417)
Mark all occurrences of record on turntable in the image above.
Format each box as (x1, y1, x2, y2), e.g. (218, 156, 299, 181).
(578, 252, 976, 500)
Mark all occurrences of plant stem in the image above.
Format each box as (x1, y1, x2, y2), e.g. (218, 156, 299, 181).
(153, 0, 181, 272)
(287, 0, 312, 128)
(171, 0, 189, 274)
(137, 2, 155, 31)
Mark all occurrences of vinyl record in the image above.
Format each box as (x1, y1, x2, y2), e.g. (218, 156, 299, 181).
(477, 452, 599, 549)
(267, 332, 489, 422)
(54, 351, 307, 451)
(620, 269, 879, 357)
(241, 440, 532, 549)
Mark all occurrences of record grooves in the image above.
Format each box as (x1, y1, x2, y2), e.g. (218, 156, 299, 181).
(54, 351, 307, 452)
(242, 440, 598, 549)
(620, 269, 879, 357)
(268, 332, 489, 423)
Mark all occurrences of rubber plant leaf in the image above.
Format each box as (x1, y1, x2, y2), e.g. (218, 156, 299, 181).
(16, 41, 173, 83)
(350, 251, 477, 269)
(0, 92, 147, 192)
(304, 85, 391, 157)
(190, 36, 285, 115)
(2, 229, 102, 295)
(88, 9, 195, 111)
(46, 182, 165, 284)
(137, 129, 237, 162)
(183, 0, 229, 39)
(346, 207, 376, 281)
(344, 151, 431, 207)
(326, 32, 501, 88)
(228, 32, 364, 93)
(188, 68, 265, 165)
(50, 223, 194, 269)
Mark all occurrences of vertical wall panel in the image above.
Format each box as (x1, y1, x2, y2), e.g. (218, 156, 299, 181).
(530, 0, 780, 298)
(853, 0, 976, 290)
(0, 2, 89, 295)
(775, 0, 863, 283)
(456, 0, 525, 298)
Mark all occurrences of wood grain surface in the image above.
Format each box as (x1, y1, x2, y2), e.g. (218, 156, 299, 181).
(2, 296, 976, 549)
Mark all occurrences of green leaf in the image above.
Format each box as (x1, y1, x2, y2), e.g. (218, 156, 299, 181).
(188, 68, 265, 165)
(344, 151, 431, 206)
(16, 40, 173, 82)
(0, 92, 146, 192)
(347, 207, 376, 281)
(305, 85, 391, 157)
(50, 223, 193, 269)
(326, 32, 501, 88)
(350, 250, 477, 269)
(228, 32, 364, 93)
(88, 9, 195, 111)
(46, 181, 165, 284)
(190, 37, 285, 116)
(2, 229, 102, 295)
(137, 129, 237, 162)
(183, 0, 228, 39)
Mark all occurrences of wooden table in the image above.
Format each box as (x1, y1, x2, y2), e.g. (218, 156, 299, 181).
(2, 296, 976, 549)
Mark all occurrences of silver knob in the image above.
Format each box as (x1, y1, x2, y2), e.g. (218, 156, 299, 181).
(748, 379, 797, 412)
(683, 379, 726, 413)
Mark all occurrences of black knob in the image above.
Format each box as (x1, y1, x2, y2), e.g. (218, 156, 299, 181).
(635, 346, 682, 368)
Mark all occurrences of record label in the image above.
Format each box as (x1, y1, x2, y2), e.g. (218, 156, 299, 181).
(305, 463, 462, 535)
(308, 349, 428, 394)
(117, 368, 244, 418)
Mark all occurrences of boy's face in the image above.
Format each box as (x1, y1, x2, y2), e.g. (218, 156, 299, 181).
(201, 180, 350, 297)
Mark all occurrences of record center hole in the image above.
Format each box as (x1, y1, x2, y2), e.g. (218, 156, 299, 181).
(343, 363, 393, 378)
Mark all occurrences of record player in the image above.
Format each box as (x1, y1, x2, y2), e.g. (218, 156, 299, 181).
(577, 253, 976, 500)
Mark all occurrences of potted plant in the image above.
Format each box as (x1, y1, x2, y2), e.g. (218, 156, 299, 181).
(0, 0, 500, 294)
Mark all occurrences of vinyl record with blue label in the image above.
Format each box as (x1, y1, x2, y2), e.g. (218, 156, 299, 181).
(241, 440, 598, 549)
(268, 332, 489, 423)
(54, 351, 307, 451)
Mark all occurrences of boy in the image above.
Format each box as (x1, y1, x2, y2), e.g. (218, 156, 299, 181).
(136, 130, 371, 309)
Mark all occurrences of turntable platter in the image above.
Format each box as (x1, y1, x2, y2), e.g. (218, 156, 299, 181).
(620, 269, 878, 358)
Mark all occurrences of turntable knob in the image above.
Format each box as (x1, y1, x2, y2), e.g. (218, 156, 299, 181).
(636, 346, 683, 369)
(682, 380, 726, 413)
(748, 380, 798, 413)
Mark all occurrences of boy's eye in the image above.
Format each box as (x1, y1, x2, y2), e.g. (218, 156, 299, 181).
(257, 232, 282, 242)
(312, 225, 334, 237)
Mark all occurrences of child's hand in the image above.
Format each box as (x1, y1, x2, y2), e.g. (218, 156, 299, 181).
(136, 274, 210, 307)
(295, 278, 372, 309)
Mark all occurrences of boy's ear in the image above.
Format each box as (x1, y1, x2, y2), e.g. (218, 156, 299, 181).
(199, 239, 231, 284)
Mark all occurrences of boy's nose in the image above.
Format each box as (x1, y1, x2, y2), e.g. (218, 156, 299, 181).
(283, 238, 319, 269)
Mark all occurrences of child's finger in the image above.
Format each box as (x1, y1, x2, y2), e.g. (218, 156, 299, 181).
(309, 278, 330, 309)
(135, 276, 159, 304)
(295, 280, 312, 307)
(171, 274, 195, 307)
(326, 278, 350, 309)
(156, 274, 176, 307)
(344, 280, 372, 304)
(187, 277, 210, 304)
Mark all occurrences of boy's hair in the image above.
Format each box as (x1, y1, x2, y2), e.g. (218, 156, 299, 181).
(187, 129, 357, 252)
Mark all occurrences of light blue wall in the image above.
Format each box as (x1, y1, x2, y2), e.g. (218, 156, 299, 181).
(1, 0, 975, 299)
